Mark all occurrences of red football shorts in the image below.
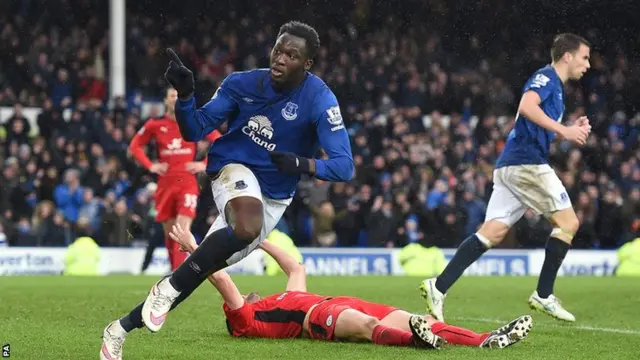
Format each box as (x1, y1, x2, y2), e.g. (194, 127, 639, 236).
(307, 297, 399, 341)
(154, 183, 199, 223)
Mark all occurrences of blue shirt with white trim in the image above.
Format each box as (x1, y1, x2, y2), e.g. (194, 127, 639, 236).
(496, 65, 565, 168)
(175, 69, 354, 199)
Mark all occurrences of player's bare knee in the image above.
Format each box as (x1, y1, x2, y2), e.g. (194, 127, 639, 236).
(362, 316, 381, 336)
(552, 218, 579, 244)
(565, 214, 580, 235)
(225, 197, 264, 243)
(233, 217, 262, 243)
(477, 221, 509, 246)
(231, 209, 263, 243)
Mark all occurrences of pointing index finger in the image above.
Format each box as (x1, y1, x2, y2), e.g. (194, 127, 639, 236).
(166, 48, 184, 66)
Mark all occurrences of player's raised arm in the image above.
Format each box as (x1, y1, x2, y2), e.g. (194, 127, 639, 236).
(164, 48, 238, 142)
(259, 241, 307, 292)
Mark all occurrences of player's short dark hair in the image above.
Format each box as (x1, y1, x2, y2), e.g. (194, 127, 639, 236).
(551, 33, 591, 62)
(277, 21, 320, 59)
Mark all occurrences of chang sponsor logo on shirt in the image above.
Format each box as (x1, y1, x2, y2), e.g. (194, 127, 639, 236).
(242, 115, 277, 151)
(160, 138, 193, 156)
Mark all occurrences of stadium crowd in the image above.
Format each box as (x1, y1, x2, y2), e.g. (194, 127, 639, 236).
(0, 0, 638, 250)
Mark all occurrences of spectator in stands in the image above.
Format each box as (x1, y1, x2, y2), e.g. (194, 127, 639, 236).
(32, 200, 67, 246)
(366, 196, 398, 248)
(54, 169, 85, 225)
(0, 0, 638, 250)
(101, 197, 133, 246)
(460, 187, 487, 239)
(3, 103, 30, 145)
(78, 188, 103, 234)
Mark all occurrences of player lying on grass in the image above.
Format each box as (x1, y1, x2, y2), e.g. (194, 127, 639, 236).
(174, 224, 532, 350)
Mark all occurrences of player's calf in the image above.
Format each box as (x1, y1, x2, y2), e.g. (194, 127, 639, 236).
(428, 227, 496, 308)
(535, 207, 578, 304)
(168, 197, 263, 290)
(141, 198, 264, 332)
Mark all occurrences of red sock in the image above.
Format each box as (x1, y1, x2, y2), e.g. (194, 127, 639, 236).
(165, 237, 187, 271)
(372, 325, 414, 347)
(431, 322, 489, 346)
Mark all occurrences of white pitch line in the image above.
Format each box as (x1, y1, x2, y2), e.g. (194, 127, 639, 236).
(452, 316, 640, 336)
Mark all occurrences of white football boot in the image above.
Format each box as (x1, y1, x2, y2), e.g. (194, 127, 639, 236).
(141, 278, 181, 332)
(419, 278, 446, 321)
(408, 316, 445, 350)
(480, 315, 533, 349)
(100, 320, 126, 360)
(528, 291, 575, 322)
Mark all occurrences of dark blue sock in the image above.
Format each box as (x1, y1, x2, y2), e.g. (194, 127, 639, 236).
(119, 283, 198, 333)
(119, 302, 144, 332)
(435, 234, 488, 294)
(169, 226, 246, 292)
(119, 227, 248, 334)
(537, 237, 570, 298)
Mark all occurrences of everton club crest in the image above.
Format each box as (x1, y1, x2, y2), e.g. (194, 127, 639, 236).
(281, 102, 298, 121)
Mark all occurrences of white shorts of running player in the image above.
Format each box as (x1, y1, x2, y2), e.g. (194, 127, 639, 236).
(485, 164, 572, 227)
(206, 163, 292, 266)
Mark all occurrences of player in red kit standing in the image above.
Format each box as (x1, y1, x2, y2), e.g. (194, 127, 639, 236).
(128, 88, 221, 271)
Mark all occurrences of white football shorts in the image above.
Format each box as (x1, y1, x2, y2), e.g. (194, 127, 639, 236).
(485, 164, 572, 227)
(205, 163, 292, 266)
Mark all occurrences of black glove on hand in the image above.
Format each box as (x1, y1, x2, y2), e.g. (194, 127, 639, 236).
(269, 151, 312, 176)
(164, 48, 195, 100)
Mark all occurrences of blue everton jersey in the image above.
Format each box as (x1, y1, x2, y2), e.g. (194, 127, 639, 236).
(175, 69, 353, 199)
(496, 65, 565, 168)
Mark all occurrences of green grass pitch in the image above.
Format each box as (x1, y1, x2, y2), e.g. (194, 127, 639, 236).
(1, 276, 639, 359)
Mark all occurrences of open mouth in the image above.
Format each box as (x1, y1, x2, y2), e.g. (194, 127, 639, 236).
(271, 68, 284, 77)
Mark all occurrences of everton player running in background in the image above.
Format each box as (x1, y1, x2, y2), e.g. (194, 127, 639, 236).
(421, 34, 592, 323)
(128, 87, 221, 271)
(169, 223, 532, 350)
(101, 21, 353, 360)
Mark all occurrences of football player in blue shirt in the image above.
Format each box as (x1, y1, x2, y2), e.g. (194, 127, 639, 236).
(101, 21, 354, 360)
(420, 34, 592, 323)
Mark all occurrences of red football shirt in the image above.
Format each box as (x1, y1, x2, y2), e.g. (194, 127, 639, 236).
(224, 291, 329, 338)
(129, 115, 220, 185)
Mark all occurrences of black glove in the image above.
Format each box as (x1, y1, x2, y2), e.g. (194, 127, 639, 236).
(164, 48, 195, 100)
(269, 151, 312, 176)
